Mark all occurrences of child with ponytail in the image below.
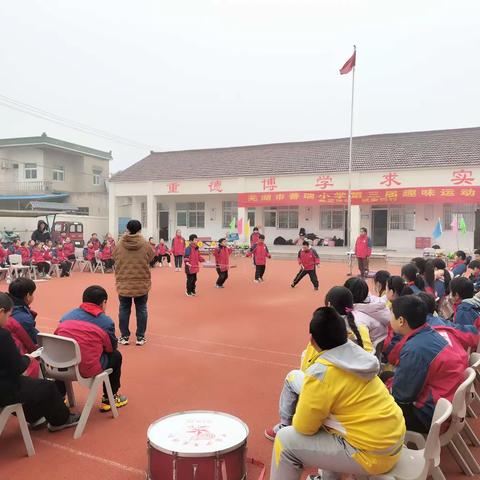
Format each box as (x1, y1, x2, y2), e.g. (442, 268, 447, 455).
(401, 263, 425, 294)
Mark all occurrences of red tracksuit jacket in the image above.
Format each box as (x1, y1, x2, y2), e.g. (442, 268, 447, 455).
(247, 243, 271, 265)
(214, 246, 233, 272)
(298, 249, 320, 271)
(184, 245, 205, 274)
(354, 234, 372, 259)
(63, 242, 75, 257)
(171, 236, 186, 256)
(156, 244, 170, 255)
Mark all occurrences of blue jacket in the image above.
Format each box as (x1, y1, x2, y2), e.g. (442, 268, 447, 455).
(455, 297, 480, 327)
(10, 301, 38, 344)
(392, 325, 467, 429)
(452, 262, 467, 277)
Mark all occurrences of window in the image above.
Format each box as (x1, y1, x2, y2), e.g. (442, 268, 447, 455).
(222, 201, 237, 228)
(93, 169, 102, 186)
(247, 208, 256, 227)
(176, 202, 205, 228)
(278, 206, 299, 229)
(388, 206, 415, 231)
(52, 166, 65, 182)
(320, 208, 345, 230)
(25, 163, 37, 179)
(264, 207, 277, 227)
(141, 201, 147, 228)
(443, 204, 475, 231)
(69, 223, 83, 233)
(77, 207, 89, 215)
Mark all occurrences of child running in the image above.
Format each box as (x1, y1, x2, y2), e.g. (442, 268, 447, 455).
(184, 234, 205, 297)
(213, 238, 233, 288)
(291, 241, 319, 291)
(246, 234, 271, 283)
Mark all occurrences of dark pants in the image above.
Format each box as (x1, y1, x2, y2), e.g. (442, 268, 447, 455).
(103, 259, 115, 269)
(174, 255, 183, 268)
(216, 268, 229, 286)
(357, 257, 369, 277)
(150, 256, 159, 268)
(380, 371, 430, 434)
(292, 268, 319, 288)
(15, 376, 70, 426)
(56, 350, 123, 398)
(119, 294, 148, 338)
(35, 262, 50, 275)
(186, 272, 197, 294)
(255, 264, 266, 280)
(59, 261, 71, 277)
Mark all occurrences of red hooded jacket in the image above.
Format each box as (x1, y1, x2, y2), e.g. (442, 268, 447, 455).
(18, 247, 31, 264)
(31, 249, 46, 264)
(250, 232, 260, 247)
(213, 246, 233, 272)
(171, 235, 186, 256)
(184, 244, 205, 274)
(354, 234, 372, 259)
(100, 245, 113, 260)
(298, 248, 320, 271)
(246, 242, 271, 265)
(63, 242, 75, 257)
(156, 243, 170, 255)
(0, 246, 7, 264)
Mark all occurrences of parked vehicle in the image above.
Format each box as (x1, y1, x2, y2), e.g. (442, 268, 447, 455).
(1, 229, 20, 249)
(51, 221, 84, 247)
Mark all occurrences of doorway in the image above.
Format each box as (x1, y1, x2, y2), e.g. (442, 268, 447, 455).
(372, 209, 388, 247)
(158, 211, 169, 241)
(474, 209, 480, 249)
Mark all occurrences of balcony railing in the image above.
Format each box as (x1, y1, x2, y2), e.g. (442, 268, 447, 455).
(0, 181, 54, 195)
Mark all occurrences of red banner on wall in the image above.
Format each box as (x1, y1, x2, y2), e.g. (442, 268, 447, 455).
(237, 186, 480, 207)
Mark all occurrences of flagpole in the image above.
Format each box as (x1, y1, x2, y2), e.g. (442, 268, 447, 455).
(347, 45, 356, 250)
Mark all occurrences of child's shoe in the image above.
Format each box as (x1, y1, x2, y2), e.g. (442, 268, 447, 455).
(99, 393, 128, 412)
(136, 336, 146, 346)
(118, 336, 130, 345)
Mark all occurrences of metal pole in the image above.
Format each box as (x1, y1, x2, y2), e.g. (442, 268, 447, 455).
(347, 45, 356, 250)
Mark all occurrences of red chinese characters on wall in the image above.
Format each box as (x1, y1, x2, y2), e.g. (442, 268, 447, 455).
(262, 177, 278, 191)
(167, 182, 180, 193)
(315, 175, 334, 189)
(380, 172, 401, 187)
(208, 179, 223, 192)
(450, 169, 475, 186)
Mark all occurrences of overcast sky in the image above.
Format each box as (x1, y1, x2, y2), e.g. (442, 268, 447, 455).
(0, 0, 479, 172)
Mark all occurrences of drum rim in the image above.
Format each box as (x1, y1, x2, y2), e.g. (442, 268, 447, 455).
(147, 410, 249, 457)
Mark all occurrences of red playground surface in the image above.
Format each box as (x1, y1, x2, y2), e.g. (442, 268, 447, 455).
(1, 258, 479, 479)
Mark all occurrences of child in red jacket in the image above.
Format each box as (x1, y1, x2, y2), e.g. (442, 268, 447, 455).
(291, 241, 320, 290)
(53, 243, 72, 277)
(63, 237, 76, 261)
(18, 242, 31, 265)
(31, 243, 51, 278)
(156, 239, 171, 268)
(0, 244, 7, 267)
(354, 227, 372, 278)
(214, 238, 233, 288)
(184, 234, 205, 296)
(246, 234, 271, 283)
(171, 229, 186, 271)
(100, 240, 115, 271)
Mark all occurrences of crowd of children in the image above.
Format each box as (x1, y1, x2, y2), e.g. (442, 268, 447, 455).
(267, 249, 480, 480)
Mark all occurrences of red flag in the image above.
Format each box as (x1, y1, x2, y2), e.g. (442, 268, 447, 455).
(340, 51, 356, 75)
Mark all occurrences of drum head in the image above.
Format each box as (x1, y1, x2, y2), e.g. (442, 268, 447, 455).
(147, 411, 249, 457)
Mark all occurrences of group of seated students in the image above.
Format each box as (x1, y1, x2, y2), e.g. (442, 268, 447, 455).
(0, 238, 77, 279)
(267, 256, 480, 480)
(82, 233, 116, 272)
(0, 278, 127, 433)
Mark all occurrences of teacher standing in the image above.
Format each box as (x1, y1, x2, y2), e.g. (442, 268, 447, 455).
(113, 220, 155, 346)
(31, 220, 51, 243)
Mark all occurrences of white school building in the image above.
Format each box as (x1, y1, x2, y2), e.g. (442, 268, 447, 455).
(109, 127, 480, 252)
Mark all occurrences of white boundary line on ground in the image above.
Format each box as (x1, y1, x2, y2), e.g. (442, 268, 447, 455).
(36, 438, 146, 477)
(148, 341, 297, 369)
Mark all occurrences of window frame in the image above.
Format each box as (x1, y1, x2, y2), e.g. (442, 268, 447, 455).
(52, 166, 65, 182)
(92, 169, 102, 186)
(176, 202, 205, 228)
(24, 163, 38, 180)
(320, 207, 346, 230)
(388, 206, 415, 231)
(443, 204, 475, 232)
(222, 200, 238, 229)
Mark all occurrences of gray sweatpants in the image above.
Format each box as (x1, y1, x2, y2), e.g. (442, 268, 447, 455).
(279, 370, 305, 425)
(270, 426, 368, 480)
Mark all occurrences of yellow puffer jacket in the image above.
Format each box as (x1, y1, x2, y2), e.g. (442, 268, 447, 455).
(294, 341, 406, 475)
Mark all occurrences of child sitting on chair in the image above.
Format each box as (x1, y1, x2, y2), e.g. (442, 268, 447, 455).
(55, 285, 127, 412)
(268, 306, 405, 480)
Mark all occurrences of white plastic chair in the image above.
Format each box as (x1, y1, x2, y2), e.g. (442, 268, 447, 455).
(405, 368, 479, 478)
(37, 333, 118, 439)
(93, 251, 105, 274)
(8, 254, 30, 279)
(367, 398, 453, 480)
(0, 403, 35, 456)
(464, 353, 480, 447)
(73, 247, 92, 273)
